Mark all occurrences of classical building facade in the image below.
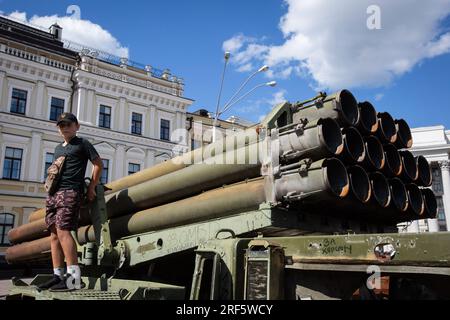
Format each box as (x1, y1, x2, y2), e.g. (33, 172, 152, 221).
(0, 16, 193, 257)
(400, 125, 450, 233)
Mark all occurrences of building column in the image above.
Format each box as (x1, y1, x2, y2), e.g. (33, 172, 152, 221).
(34, 81, 45, 119)
(439, 160, 450, 231)
(119, 97, 127, 132)
(86, 89, 95, 125)
(27, 132, 42, 182)
(149, 106, 157, 138)
(75, 87, 87, 124)
(146, 149, 156, 168)
(175, 111, 182, 130)
(114, 144, 126, 180)
(0, 71, 6, 112)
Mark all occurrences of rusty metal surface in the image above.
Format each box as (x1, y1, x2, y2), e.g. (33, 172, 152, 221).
(5, 236, 51, 264)
(8, 219, 48, 244)
(79, 178, 267, 244)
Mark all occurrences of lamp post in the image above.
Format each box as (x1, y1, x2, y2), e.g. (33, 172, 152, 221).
(221, 65, 269, 111)
(213, 52, 231, 142)
(212, 53, 276, 142)
(220, 81, 277, 115)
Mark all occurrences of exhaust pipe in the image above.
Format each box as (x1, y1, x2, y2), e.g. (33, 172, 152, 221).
(361, 136, 386, 171)
(369, 172, 391, 208)
(394, 119, 413, 149)
(357, 102, 379, 135)
(339, 127, 365, 165)
(382, 144, 403, 177)
(405, 183, 425, 216)
(293, 89, 360, 127)
(279, 118, 344, 162)
(416, 156, 432, 187)
(399, 151, 419, 183)
(275, 158, 350, 202)
(421, 188, 438, 219)
(376, 112, 398, 144)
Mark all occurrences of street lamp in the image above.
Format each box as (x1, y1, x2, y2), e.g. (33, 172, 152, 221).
(221, 65, 269, 111)
(220, 81, 277, 115)
(212, 54, 275, 142)
(212, 52, 231, 142)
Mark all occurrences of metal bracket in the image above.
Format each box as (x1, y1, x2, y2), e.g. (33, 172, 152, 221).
(88, 184, 119, 267)
(298, 158, 313, 176)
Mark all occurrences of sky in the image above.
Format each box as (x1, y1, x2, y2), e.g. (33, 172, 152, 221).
(1, 0, 450, 128)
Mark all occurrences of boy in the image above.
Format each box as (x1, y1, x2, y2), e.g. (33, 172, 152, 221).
(38, 112, 103, 291)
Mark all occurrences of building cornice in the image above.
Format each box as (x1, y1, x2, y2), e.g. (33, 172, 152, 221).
(410, 144, 450, 153)
(74, 70, 193, 111)
(0, 112, 188, 153)
(0, 52, 73, 89)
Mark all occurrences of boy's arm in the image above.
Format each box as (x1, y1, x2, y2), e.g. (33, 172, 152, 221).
(87, 157, 103, 202)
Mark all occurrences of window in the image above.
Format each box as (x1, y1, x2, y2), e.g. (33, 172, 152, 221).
(437, 197, 446, 222)
(160, 119, 170, 141)
(131, 112, 142, 135)
(44, 153, 54, 179)
(99, 105, 111, 129)
(3, 147, 23, 180)
(191, 139, 202, 151)
(10, 88, 27, 114)
(432, 167, 444, 194)
(100, 159, 109, 184)
(50, 97, 65, 121)
(128, 163, 141, 175)
(0, 213, 15, 246)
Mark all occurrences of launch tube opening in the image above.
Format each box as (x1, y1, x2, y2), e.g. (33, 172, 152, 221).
(370, 173, 390, 208)
(342, 127, 365, 163)
(358, 102, 378, 134)
(377, 112, 397, 143)
(395, 119, 413, 149)
(384, 144, 402, 176)
(323, 158, 349, 198)
(406, 184, 424, 216)
(422, 188, 438, 219)
(416, 156, 432, 187)
(389, 178, 408, 212)
(365, 136, 385, 170)
(400, 151, 418, 181)
(319, 118, 344, 156)
(348, 166, 371, 203)
(337, 90, 359, 126)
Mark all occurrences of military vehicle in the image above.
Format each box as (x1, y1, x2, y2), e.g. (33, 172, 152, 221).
(4, 89, 450, 300)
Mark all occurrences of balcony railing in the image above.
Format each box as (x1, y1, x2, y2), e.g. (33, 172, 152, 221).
(0, 44, 74, 72)
(62, 39, 183, 84)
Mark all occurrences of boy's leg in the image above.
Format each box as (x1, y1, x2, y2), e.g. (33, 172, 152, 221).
(50, 225, 65, 277)
(56, 228, 78, 266)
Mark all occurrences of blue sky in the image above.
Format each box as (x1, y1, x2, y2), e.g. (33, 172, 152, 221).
(1, 0, 450, 128)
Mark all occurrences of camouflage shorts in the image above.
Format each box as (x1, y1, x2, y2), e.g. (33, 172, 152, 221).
(45, 189, 82, 231)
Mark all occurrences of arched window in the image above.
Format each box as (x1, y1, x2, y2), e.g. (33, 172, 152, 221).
(0, 213, 15, 246)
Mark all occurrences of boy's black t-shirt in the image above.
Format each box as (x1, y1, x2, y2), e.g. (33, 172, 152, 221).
(53, 136, 100, 192)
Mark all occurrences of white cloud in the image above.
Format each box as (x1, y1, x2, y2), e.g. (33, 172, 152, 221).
(375, 93, 384, 101)
(3, 11, 129, 58)
(223, 0, 450, 90)
(268, 89, 288, 106)
(222, 33, 255, 54)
